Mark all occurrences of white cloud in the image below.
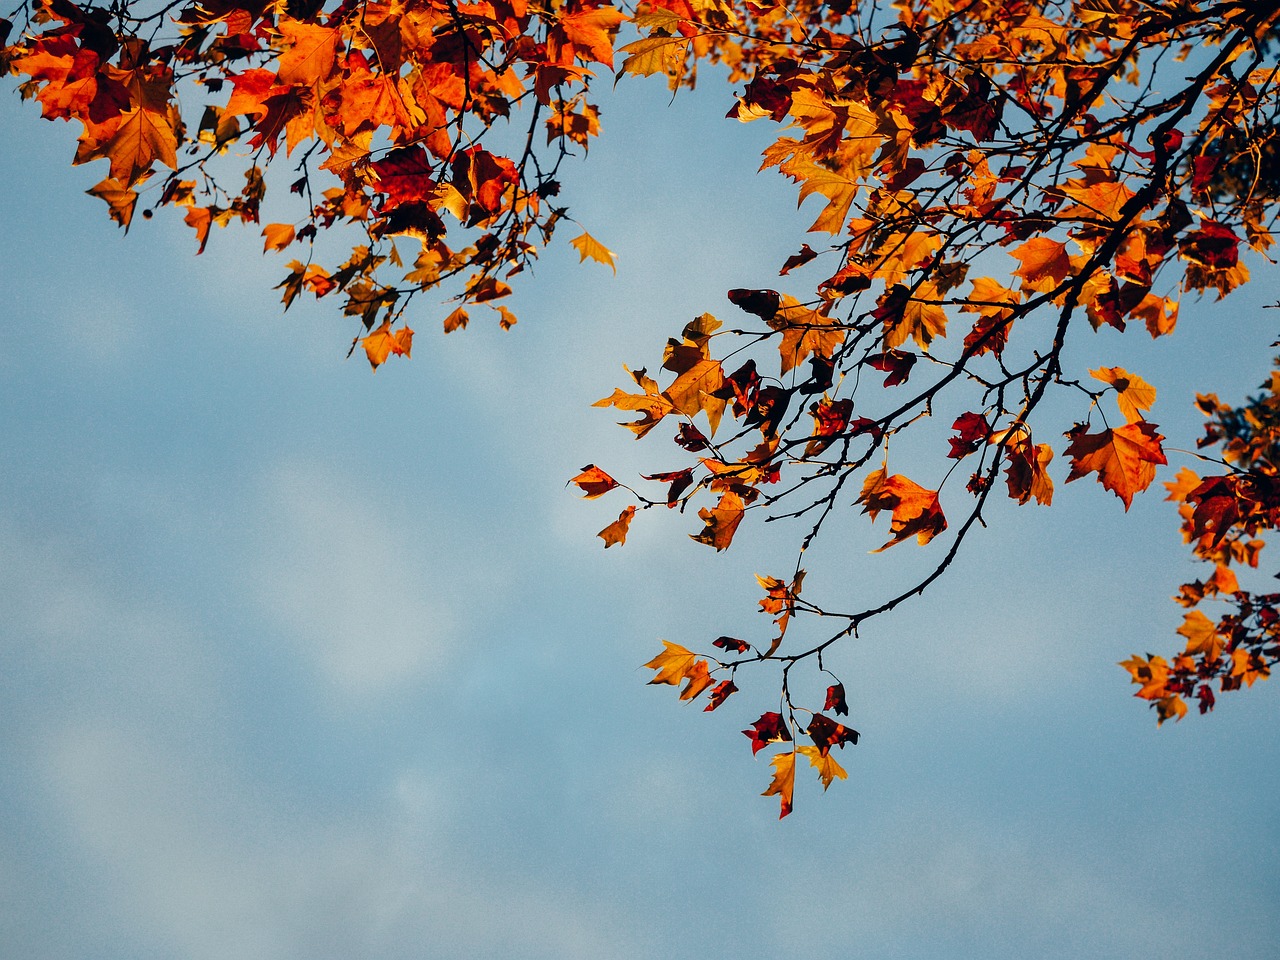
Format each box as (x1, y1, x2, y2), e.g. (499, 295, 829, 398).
(245, 460, 457, 703)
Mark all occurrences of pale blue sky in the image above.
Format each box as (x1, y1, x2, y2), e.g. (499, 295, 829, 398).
(1, 63, 1278, 960)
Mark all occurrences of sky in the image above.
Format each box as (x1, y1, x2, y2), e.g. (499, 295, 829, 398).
(2, 55, 1279, 960)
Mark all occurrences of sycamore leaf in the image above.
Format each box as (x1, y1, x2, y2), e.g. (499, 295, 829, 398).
(570, 230, 618, 273)
(598, 505, 635, 547)
(1177, 610, 1223, 661)
(569, 464, 619, 498)
(742, 711, 792, 755)
(1064, 422, 1167, 509)
(1090, 366, 1156, 423)
(102, 106, 178, 186)
(797, 744, 847, 790)
(262, 222, 296, 252)
(644, 640, 699, 685)
(762, 749, 796, 818)
(858, 472, 947, 550)
(275, 18, 340, 86)
(559, 6, 627, 67)
(691, 490, 745, 551)
(85, 177, 138, 230)
(1011, 237, 1071, 291)
(643, 640, 714, 700)
(360, 320, 413, 369)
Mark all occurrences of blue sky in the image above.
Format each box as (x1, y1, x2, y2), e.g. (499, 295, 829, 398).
(2, 63, 1278, 960)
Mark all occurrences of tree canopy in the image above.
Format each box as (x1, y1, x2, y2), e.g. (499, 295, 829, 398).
(4, 0, 1279, 816)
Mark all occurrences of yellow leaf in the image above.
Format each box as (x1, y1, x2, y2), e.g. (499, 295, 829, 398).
(762, 749, 796, 818)
(1090, 366, 1156, 423)
(598, 505, 635, 548)
(1177, 610, 1223, 661)
(360, 320, 413, 370)
(643, 640, 700, 686)
(262, 222, 296, 253)
(1011, 237, 1071, 292)
(797, 744, 847, 790)
(569, 230, 618, 273)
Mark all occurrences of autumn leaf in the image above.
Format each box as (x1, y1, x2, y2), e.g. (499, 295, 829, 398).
(1064, 422, 1167, 509)
(824, 683, 848, 716)
(858, 472, 947, 550)
(704, 679, 738, 712)
(275, 18, 341, 86)
(101, 106, 178, 186)
(570, 230, 618, 273)
(262, 223, 296, 252)
(761, 749, 796, 819)
(85, 177, 138, 230)
(691, 490, 745, 551)
(644, 640, 714, 701)
(742, 711, 792, 755)
(1011, 237, 1071, 292)
(568, 464, 619, 498)
(598, 505, 635, 547)
(797, 744, 847, 790)
(360, 320, 413, 369)
(1090, 366, 1156, 423)
(1177, 610, 1223, 661)
(557, 6, 627, 67)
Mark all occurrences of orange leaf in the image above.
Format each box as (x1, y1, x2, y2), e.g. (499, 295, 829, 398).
(569, 464, 619, 498)
(262, 222, 296, 252)
(275, 18, 340, 86)
(360, 320, 413, 369)
(1090, 366, 1156, 423)
(762, 749, 796, 818)
(691, 490, 745, 551)
(859, 473, 947, 550)
(1178, 610, 1224, 660)
(1011, 237, 1071, 291)
(598, 505, 635, 547)
(1064, 422, 1167, 509)
(558, 6, 627, 67)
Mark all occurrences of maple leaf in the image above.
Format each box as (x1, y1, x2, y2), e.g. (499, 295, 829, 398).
(570, 230, 617, 273)
(1120, 654, 1171, 701)
(85, 177, 138, 230)
(713, 636, 750, 654)
(262, 223, 295, 252)
(806, 713, 859, 755)
(761, 749, 796, 819)
(742, 711, 792, 755)
(824, 682, 850, 716)
(644, 641, 713, 702)
(598, 505, 635, 547)
(1004, 441, 1054, 506)
(595, 367, 675, 438)
(556, 6, 627, 68)
(568, 464, 619, 498)
(1011, 237, 1072, 292)
(1177, 610, 1223, 661)
(691, 491, 745, 551)
(858, 472, 947, 550)
(360, 320, 413, 369)
(642, 468, 694, 507)
(100, 105, 178, 186)
(1064, 422, 1167, 509)
(703, 679, 738, 712)
(275, 18, 341, 86)
(1090, 366, 1156, 423)
(797, 745, 847, 790)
